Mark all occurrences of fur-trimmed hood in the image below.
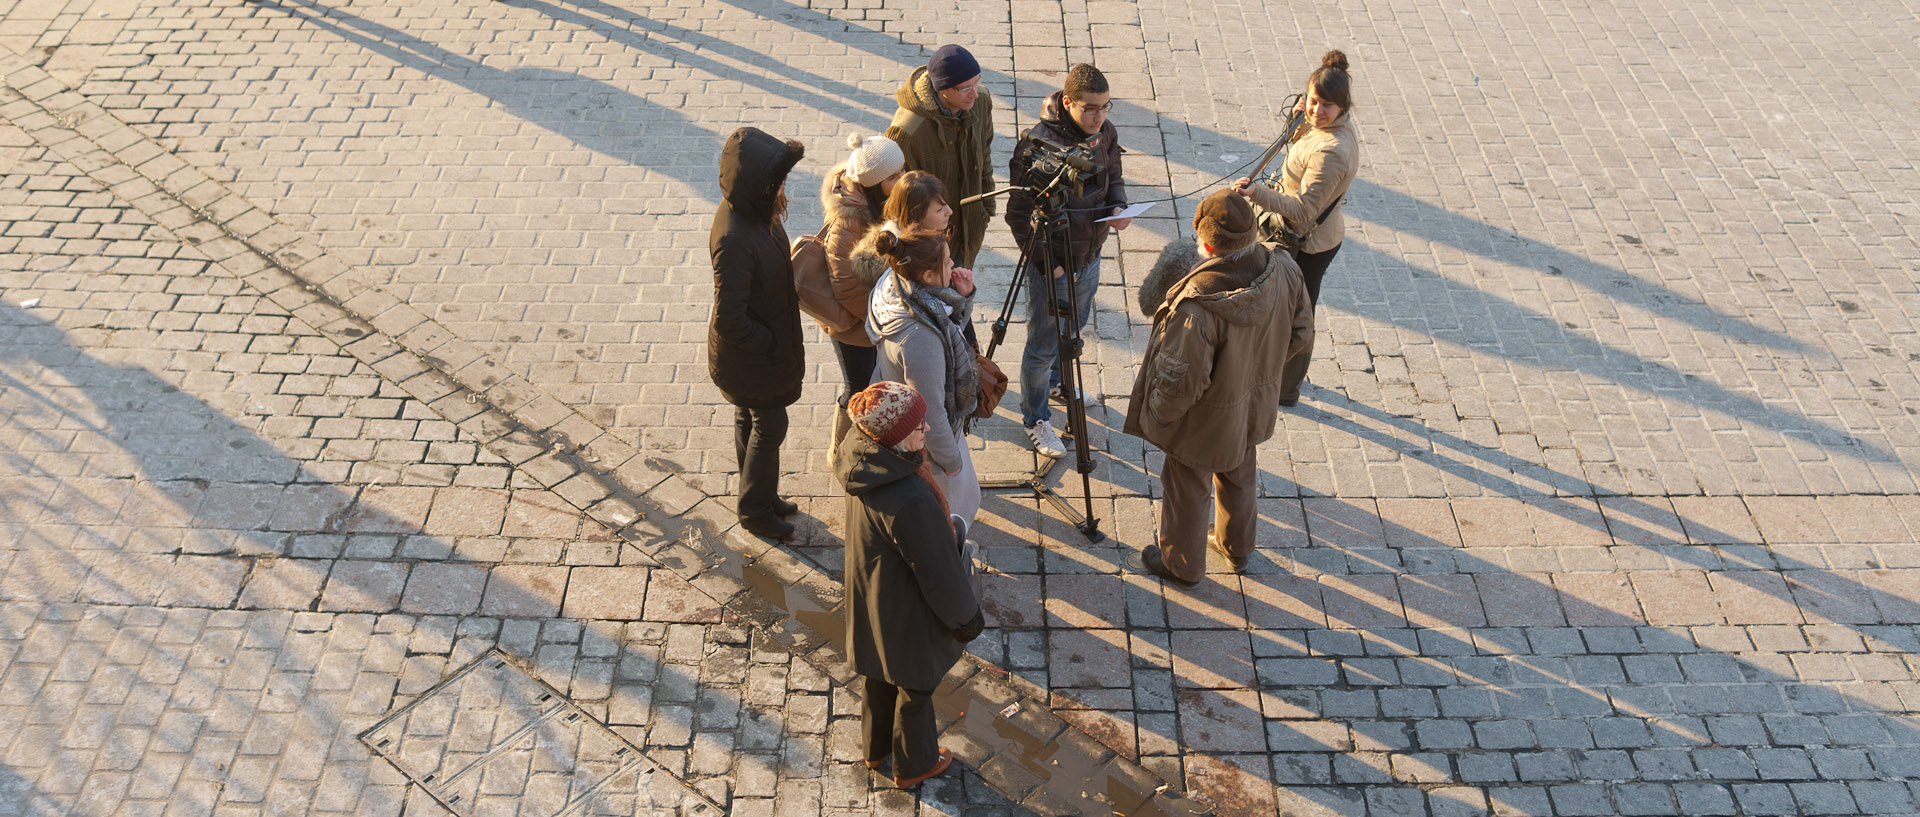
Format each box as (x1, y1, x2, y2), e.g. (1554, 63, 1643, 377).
(1170, 245, 1282, 327)
(820, 165, 877, 231)
(846, 225, 893, 288)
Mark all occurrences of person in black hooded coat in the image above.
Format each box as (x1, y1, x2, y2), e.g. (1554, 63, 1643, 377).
(709, 127, 806, 539)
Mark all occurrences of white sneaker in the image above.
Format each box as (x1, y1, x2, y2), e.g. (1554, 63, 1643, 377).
(1026, 420, 1066, 459)
(1048, 384, 1082, 404)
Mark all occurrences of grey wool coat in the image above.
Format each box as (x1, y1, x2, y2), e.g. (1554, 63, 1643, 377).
(836, 428, 980, 691)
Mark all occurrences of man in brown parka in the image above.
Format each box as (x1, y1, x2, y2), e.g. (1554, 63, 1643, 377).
(1124, 190, 1314, 586)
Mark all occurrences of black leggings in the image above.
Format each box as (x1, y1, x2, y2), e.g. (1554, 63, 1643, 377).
(1293, 243, 1341, 308)
(733, 405, 788, 522)
(1281, 243, 1341, 400)
(832, 339, 877, 401)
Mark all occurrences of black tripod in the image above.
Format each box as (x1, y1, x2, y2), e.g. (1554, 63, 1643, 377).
(964, 165, 1104, 542)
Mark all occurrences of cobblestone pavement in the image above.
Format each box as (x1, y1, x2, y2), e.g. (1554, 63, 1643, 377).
(3, 0, 1920, 815)
(0, 110, 1021, 815)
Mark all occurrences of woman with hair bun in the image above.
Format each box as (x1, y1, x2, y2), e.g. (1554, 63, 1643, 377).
(1233, 49, 1361, 407)
(864, 227, 982, 526)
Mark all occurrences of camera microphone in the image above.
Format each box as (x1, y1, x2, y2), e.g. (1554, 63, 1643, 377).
(1058, 152, 1096, 175)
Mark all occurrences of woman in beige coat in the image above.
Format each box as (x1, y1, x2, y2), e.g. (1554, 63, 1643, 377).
(1234, 50, 1360, 406)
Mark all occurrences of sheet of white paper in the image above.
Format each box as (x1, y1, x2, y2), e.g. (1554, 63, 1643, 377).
(1095, 202, 1157, 222)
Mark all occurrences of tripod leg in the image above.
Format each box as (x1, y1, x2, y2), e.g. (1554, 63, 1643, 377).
(987, 244, 1034, 360)
(977, 200, 1101, 543)
(1044, 248, 1103, 540)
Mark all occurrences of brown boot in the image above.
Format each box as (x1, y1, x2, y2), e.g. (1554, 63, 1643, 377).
(893, 748, 954, 788)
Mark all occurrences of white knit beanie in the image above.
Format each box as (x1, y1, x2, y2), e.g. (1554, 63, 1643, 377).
(845, 133, 905, 188)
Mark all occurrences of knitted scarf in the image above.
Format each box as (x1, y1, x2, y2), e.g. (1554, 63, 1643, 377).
(897, 276, 980, 427)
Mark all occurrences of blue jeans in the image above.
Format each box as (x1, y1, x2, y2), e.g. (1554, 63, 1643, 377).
(1019, 257, 1099, 427)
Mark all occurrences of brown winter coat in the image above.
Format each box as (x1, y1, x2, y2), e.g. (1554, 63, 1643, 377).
(836, 428, 979, 691)
(1006, 90, 1126, 273)
(1245, 111, 1359, 254)
(818, 166, 888, 346)
(886, 67, 996, 267)
(1124, 243, 1314, 472)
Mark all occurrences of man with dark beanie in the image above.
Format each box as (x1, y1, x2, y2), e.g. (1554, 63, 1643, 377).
(886, 44, 995, 268)
(1124, 190, 1314, 587)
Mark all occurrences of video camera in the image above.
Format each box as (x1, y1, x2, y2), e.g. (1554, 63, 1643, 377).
(1019, 128, 1099, 190)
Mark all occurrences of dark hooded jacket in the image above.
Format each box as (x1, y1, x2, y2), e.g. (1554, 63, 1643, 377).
(1007, 90, 1126, 273)
(708, 127, 805, 407)
(836, 427, 980, 690)
(1124, 243, 1313, 471)
(886, 67, 995, 267)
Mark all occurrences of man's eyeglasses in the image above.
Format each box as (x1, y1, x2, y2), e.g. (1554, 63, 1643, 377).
(1073, 100, 1114, 113)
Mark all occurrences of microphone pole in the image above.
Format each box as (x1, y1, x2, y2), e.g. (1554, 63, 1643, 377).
(1248, 96, 1307, 182)
(958, 186, 1024, 207)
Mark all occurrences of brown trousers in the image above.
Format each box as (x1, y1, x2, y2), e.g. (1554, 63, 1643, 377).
(1157, 448, 1260, 582)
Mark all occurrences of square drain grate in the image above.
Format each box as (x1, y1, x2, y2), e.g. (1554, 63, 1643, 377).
(361, 649, 727, 817)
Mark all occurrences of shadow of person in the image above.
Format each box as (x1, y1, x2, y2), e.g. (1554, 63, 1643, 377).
(1107, 493, 1920, 816)
(498, 0, 896, 133)
(1294, 395, 1920, 647)
(1344, 240, 1897, 466)
(0, 299, 822, 813)
(248, 0, 822, 205)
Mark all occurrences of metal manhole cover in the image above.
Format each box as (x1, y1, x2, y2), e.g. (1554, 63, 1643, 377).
(361, 650, 727, 817)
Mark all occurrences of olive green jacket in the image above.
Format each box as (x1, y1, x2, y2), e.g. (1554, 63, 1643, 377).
(886, 67, 996, 267)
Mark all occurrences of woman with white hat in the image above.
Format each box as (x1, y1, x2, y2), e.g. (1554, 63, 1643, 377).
(819, 133, 907, 398)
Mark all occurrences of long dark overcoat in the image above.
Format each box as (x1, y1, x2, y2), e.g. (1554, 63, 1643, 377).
(836, 429, 979, 691)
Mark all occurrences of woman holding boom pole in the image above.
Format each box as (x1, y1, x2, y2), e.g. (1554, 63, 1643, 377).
(1233, 49, 1360, 407)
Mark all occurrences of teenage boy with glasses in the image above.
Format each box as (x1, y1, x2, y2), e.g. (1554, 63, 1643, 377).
(1005, 63, 1129, 458)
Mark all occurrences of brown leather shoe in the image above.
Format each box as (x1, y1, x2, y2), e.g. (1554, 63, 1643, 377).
(893, 748, 953, 788)
(1142, 545, 1200, 588)
(1208, 534, 1248, 572)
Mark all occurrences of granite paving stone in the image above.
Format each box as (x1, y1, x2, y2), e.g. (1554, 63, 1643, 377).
(4, 0, 1920, 813)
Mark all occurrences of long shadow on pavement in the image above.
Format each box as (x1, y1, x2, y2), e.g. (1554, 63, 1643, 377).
(499, 0, 897, 133)
(0, 300, 977, 815)
(249, 0, 827, 205)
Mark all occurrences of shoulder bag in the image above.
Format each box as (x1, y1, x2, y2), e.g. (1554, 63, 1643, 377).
(791, 225, 859, 334)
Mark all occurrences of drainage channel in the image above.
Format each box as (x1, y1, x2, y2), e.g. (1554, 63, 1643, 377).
(360, 651, 727, 817)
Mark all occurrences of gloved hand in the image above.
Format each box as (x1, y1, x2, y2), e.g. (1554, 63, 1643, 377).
(952, 609, 986, 643)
